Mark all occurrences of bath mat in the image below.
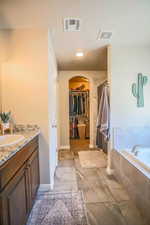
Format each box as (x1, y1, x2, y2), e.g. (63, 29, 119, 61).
(78, 150, 107, 168)
(27, 191, 88, 225)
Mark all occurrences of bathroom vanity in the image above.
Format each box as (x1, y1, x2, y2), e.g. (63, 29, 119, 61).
(0, 130, 40, 225)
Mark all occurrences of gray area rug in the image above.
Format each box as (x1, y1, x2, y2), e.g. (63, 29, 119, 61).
(27, 191, 88, 225)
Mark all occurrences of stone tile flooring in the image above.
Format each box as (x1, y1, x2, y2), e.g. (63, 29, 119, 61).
(70, 139, 90, 150)
(56, 149, 148, 225)
(69, 139, 90, 157)
(53, 166, 78, 192)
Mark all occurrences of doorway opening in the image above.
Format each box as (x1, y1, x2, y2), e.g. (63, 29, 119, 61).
(69, 76, 90, 152)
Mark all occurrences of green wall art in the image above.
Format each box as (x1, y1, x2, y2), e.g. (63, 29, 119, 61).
(132, 73, 148, 107)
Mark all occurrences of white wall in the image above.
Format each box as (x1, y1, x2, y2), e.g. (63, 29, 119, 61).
(111, 46, 150, 130)
(106, 46, 150, 173)
(58, 71, 107, 149)
(1, 29, 58, 186)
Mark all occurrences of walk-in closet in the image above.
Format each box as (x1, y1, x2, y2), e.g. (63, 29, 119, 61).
(69, 76, 90, 149)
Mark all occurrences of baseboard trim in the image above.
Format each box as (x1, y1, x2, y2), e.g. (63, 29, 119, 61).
(38, 184, 51, 192)
(59, 145, 70, 150)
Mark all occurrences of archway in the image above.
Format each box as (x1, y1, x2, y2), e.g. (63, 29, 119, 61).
(69, 76, 90, 151)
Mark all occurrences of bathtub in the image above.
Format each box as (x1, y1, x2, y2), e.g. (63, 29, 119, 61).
(120, 147, 150, 178)
(112, 148, 150, 224)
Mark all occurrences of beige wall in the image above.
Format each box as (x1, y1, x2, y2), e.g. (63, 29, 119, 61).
(58, 71, 107, 149)
(1, 29, 52, 184)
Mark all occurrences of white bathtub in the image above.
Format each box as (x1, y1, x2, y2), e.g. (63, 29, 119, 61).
(120, 147, 150, 178)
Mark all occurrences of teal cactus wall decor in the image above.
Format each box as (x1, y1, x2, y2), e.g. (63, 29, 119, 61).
(132, 73, 148, 107)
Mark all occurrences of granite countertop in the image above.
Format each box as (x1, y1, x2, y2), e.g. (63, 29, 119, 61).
(0, 125, 40, 167)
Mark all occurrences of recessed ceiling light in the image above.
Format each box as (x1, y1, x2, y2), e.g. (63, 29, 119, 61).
(76, 52, 84, 57)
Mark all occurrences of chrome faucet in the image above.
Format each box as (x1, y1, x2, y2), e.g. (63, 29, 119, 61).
(134, 150, 139, 156)
(131, 145, 140, 156)
(131, 145, 140, 153)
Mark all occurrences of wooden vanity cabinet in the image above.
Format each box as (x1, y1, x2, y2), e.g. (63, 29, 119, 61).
(28, 149, 40, 208)
(0, 164, 29, 225)
(0, 136, 40, 225)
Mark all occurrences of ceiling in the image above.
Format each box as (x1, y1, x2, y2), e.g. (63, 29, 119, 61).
(0, 0, 150, 70)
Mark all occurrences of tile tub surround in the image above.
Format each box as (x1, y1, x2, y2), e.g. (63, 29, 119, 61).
(112, 149, 150, 225)
(0, 124, 40, 166)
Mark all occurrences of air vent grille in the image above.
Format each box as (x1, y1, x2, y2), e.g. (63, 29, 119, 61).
(64, 18, 80, 32)
(97, 31, 112, 40)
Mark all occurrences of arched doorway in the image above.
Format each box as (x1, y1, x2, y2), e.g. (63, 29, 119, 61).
(69, 76, 90, 152)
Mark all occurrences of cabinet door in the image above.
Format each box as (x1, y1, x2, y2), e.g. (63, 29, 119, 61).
(28, 149, 40, 206)
(0, 165, 29, 225)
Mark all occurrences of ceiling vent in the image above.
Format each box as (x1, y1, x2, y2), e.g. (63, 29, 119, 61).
(97, 31, 112, 40)
(64, 18, 80, 32)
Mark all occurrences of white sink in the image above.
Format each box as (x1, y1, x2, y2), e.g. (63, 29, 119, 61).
(0, 135, 25, 148)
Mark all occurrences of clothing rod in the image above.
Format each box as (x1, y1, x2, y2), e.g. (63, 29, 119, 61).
(69, 90, 89, 93)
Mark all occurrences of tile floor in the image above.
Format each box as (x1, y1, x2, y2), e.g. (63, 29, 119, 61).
(57, 147, 148, 225)
(70, 139, 90, 156)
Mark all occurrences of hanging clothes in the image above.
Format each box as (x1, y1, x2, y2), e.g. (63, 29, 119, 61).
(69, 94, 74, 115)
(69, 90, 89, 139)
(73, 95, 78, 114)
(70, 117, 79, 139)
(82, 93, 85, 114)
(69, 91, 89, 116)
(77, 95, 82, 115)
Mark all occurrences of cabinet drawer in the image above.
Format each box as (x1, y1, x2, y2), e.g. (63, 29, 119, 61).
(0, 137, 38, 191)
